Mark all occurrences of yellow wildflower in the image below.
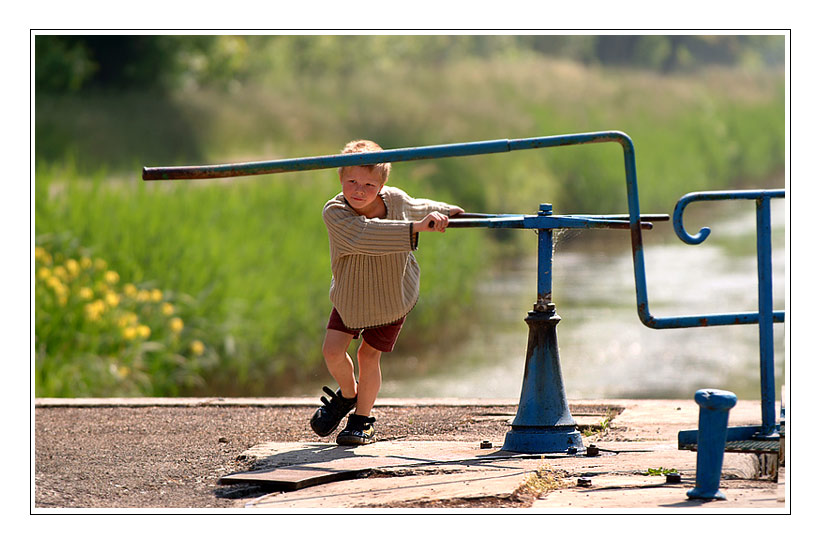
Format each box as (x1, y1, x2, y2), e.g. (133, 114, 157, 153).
(80, 256, 93, 269)
(79, 287, 94, 300)
(104, 270, 120, 285)
(46, 276, 64, 292)
(84, 300, 106, 321)
(65, 259, 79, 276)
(161, 303, 175, 315)
(105, 292, 120, 308)
(136, 290, 151, 302)
(150, 289, 163, 302)
(169, 317, 184, 333)
(53, 266, 68, 281)
(137, 325, 151, 339)
(37, 267, 51, 280)
(117, 312, 138, 328)
(122, 327, 138, 340)
(190, 340, 205, 356)
(95, 258, 107, 271)
(123, 283, 138, 297)
(35, 247, 50, 263)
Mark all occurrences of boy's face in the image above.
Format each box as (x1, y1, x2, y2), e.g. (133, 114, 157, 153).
(340, 166, 385, 213)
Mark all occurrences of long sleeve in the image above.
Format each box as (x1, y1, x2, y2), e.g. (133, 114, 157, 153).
(387, 189, 454, 222)
(323, 201, 414, 257)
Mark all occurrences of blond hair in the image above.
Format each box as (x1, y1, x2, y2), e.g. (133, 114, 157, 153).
(339, 139, 391, 183)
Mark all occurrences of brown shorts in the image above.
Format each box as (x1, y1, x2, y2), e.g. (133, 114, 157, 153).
(327, 308, 406, 353)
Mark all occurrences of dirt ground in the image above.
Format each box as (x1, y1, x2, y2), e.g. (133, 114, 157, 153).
(34, 399, 785, 510)
(34, 404, 518, 508)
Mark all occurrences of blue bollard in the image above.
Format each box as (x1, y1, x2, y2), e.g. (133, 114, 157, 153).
(687, 389, 737, 500)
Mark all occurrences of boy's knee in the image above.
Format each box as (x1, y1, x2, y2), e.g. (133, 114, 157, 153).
(323, 343, 346, 362)
(357, 342, 382, 366)
(322, 331, 351, 361)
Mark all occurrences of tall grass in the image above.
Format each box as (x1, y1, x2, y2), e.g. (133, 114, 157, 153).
(34, 167, 485, 396)
(34, 56, 785, 396)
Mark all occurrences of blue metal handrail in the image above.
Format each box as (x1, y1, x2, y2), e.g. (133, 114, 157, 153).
(635, 189, 786, 328)
(668, 189, 785, 439)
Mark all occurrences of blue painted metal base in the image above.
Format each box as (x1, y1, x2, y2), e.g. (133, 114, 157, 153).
(687, 487, 727, 500)
(501, 305, 583, 454)
(503, 426, 584, 454)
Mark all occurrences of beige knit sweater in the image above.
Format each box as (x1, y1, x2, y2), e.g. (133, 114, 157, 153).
(323, 186, 455, 329)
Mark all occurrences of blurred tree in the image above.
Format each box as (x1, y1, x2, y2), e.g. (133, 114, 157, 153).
(34, 34, 785, 95)
(589, 35, 783, 72)
(36, 35, 182, 93)
(35, 35, 98, 92)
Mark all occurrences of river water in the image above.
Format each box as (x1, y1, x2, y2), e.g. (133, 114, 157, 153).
(380, 198, 786, 401)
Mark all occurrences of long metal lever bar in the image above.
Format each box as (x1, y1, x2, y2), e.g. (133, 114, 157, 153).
(447, 214, 665, 230)
(143, 133, 629, 181)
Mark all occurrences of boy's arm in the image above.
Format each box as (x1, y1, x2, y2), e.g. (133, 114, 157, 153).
(399, 191, 464, 234)
(411, 211, 455, 234)
(324, 202, 416, 256)
(402, 194, 461, 222)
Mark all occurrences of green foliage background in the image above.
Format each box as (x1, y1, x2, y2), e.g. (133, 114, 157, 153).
(34, 34, 786, 397)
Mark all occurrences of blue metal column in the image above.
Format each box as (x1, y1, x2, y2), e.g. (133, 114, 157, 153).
(536, 204, 554, 310)
(502, 204, 583, 453)
(755, 195, 778, 439)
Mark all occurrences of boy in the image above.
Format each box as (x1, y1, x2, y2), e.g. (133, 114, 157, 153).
(310, 139, 464, 445)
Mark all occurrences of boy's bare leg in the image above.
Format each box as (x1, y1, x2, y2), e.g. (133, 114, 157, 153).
(321, 329, 358, 399)
(355, 340, 383, 416)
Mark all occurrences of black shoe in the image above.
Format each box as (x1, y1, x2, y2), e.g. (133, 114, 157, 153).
(336, 414, 376, 446)
(310, 386, 357, 437)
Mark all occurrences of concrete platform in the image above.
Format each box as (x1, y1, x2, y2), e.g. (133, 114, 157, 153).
(219, 399, 787, 510)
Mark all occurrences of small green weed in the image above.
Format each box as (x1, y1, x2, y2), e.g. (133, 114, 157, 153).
(643, 467, 679, 476)
(582, 408, 617, 438)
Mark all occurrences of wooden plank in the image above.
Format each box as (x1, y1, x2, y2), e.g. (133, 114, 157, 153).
(219, 441, 482, 491)
(220, 453, 434, 490)
(220, 466, 366, 491)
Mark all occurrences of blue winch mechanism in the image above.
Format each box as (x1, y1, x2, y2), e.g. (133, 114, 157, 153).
(143, 131, 785, 455)
(447, 206, 670, 453)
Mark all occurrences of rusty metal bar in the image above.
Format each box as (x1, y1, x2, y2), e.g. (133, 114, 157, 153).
(142, 139, 512, 180)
